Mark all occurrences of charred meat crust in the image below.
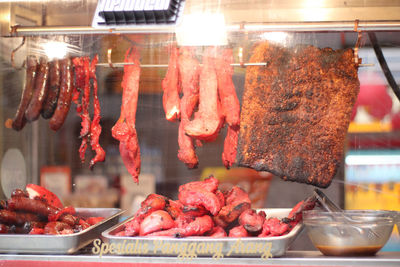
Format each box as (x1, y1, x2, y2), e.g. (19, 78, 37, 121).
(237, 42, 360, 188)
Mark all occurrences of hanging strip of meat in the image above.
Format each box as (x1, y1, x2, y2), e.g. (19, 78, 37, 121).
(215, 47, 240, 127)
(72, 57, 91, 162)
(162, 46, 181, 122)
(184, 47, 224, 141)
(111, 47, 141, 183)
(215, 47, 240, 169)
(80, 58, 92, 160)
(71, 57, 84, 114)
(72, 57, 85, 162)
(89, 55, 105, 168)
(222, 125, 239, 169)
(177, 47, 199, 168)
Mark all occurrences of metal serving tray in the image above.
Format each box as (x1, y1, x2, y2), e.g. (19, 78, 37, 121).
(101, 208, 302, 258)
(0, 208, 124, 254)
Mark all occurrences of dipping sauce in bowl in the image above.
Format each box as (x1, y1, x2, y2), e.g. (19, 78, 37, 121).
(315, 245, 383, 257)
(303, 210, 395, 256)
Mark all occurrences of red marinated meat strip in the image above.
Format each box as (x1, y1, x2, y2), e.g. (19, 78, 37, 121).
(181, 205, 208, 217)
(72, 57, 91, 163)
(123, 194, 166, 236)
(146, 215, 213, 237)
(165, 199, 183, 219)
(214, 186, 251, 226)
(258, 217, 290, 237)
(178, 176, 222, 216)
(215, 47, 240, 127)
(229, 225, 249, 237)
(225, 186, 251, 205)
(89, 55, 105, 168)
(71, 57, 84, 113)
(222, 125, 239, 169)
(184, 47, 224, 141)
(214, 202, 251, 226)
(162, 46, 181, 121)
(112, 47, 141, 183)
(238, 208, 266, 233)
(207, 226, 227, 237)
(178, 189, 222, 216)
(177, 47, 199, 168)
(178, 175, 219, 193)
(139, 210, 175, 236)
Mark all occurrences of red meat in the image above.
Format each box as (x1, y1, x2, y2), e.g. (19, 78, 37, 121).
(139, 210, 175, 236)
(112, 47, 141, 183)
(184, 47, 224, 141)
(89, 55, 105, 168)
(124, 194, 166, 236)
(207, 226, 227, 237)
(238, 208, 265, 233)
(146, 215, 213, 237)
(178, 175, 219, 193)
(178, 189, 221, 216)
(225, 186, 251, 205)
(214, 202, 251, 225)
(258, 218, 289, 237)
(215, 47, 240, 127)
(229, 225, 249, 237)
(177, 47, 200, 168)
(162, 46, 181, 121)
(222, 125, 239, 169)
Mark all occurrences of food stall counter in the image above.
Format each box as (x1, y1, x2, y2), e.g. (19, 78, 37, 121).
(0, 251, 400, 267)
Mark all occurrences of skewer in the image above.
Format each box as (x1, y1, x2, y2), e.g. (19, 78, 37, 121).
(96, 62, 373, 68)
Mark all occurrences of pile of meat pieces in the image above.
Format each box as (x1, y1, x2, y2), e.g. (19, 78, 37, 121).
(162, 46, 240, 169)
(7, 55, 105, 169)
(0, 184, 103, 235)
(115, 176, 315, 237)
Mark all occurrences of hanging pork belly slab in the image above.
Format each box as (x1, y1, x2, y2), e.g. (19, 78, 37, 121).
(237, 41, 360, 188)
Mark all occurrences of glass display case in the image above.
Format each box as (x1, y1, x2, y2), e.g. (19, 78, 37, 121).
(0, 0, 399, 265)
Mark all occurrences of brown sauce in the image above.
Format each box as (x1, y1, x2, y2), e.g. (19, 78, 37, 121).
(316, 245, 382, 256)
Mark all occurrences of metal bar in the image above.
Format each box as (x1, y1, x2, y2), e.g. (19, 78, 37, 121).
(96, 62, 267, 67)
(96, 62, 372, 68)
(9, 25, 176, 37)
(96, 63, 168, 68)
(226, 21, 400, 32)
(8, 21, 400, 37)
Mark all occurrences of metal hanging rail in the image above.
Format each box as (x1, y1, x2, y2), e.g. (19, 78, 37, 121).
(9, 21, 400, 37)
(95, 62, 373, 68)
(95, 62, 269, 68)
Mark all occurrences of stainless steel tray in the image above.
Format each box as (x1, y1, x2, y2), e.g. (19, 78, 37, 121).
(0, 208, 124, 254)
(101, 208, 302, 258)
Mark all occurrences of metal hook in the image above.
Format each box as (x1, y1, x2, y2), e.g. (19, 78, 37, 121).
(107, 47, 117, 69)
(238, 46, 244, 68)
(353, 19, 362, 65)
(11, 37, 26, 70)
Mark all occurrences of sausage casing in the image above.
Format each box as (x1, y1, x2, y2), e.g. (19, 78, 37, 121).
(11, 56, 38, 130)
(41, 59, 61, 119)
(25, 57, 49, 122)
(49, 58, 73, 131)
(7, 197, 57, 217)
(0, 210, 42, 226)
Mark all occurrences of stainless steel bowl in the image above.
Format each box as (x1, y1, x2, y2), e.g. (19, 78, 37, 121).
(303, 210, 395, 256)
